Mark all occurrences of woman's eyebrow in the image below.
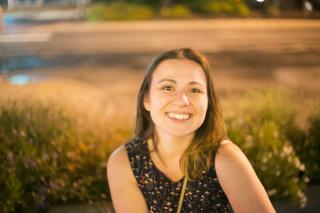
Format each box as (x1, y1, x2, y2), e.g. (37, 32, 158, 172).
(189, 81, 206, 87)
(157, 79, 176, 84)
(157, 79, 205, 87)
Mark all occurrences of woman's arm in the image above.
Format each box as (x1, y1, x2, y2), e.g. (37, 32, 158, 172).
(107, 145, 148, 213)
(215, 141, 276, 213)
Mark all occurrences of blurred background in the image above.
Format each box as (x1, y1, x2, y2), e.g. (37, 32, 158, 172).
(0, 0, 319, 213)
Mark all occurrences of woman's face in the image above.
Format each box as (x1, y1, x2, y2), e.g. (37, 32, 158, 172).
(144, 59, 208, 139)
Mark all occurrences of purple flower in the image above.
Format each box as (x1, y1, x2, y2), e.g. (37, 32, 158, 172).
(49, 181, 61, 190)
(7, 151, 16, 166)
(52, 152, 58, 160)
(42, 153, 49, 161)
(25, 158, 37, 168)
(28, 138, 34, 144)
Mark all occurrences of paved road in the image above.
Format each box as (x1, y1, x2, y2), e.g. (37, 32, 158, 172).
(1, 19, 319, 78)
(1, 19, 320, 67)
(1, 19, 319, 99)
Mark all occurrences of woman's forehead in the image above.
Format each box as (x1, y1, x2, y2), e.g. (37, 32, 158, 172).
(151, 59, 207, 84)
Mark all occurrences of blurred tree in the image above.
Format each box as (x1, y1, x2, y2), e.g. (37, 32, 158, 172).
(100, 0, 165, 8)
(245, 0, 320, 11)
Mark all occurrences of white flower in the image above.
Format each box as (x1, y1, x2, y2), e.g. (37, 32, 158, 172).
(267, 188, 277, 196)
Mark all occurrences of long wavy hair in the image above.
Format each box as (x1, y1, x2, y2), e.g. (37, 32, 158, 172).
(135, 48, 227, 180)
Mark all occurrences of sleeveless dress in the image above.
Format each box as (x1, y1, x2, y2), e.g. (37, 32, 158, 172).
(125, 138, 233, 213)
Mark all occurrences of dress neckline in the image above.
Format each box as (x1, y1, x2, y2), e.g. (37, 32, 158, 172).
(143, 140, 185, 184)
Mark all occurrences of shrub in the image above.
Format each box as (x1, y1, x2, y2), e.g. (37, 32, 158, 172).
(86, 2, 155, 21)
(112, 0, 164, 10)
(159, 5, 192, 19)
(304, 113, 320, 183)
(1, 87, 318, 211)
(192, 0, 250, 17)
(288, 111, 320, 184)
(225, 89, 308, 207)
(0, 99, 118, 212)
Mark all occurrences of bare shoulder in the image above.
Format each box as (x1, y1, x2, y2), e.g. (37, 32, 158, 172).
(108, 145, 128, 165)
(215, 139, 256, 184)
(215, 140, 275, 213)
(216, 140, 247, 164)
(107, 144, 148, 212)
(107, 145, 134, 182)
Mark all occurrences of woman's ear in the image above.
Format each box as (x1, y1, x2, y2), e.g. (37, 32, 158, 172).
(143, 95, 151, 111)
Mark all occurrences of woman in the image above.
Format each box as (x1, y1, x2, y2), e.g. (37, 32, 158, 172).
(107, 48, 275, 213)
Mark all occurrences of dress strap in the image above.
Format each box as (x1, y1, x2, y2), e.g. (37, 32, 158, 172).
(176, 176, 188, 213)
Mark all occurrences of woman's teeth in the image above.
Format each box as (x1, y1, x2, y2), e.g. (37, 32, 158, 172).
(166, 112, 191, 120)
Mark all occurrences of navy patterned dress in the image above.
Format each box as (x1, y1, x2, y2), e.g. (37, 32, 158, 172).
(125, 138, 233, 213)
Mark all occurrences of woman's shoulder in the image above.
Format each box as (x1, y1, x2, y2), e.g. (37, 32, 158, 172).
(216, 139, 242, 156)
(214, 139, 256, 183)
(107, 144, 137, 184)
(215, 139, 249, 171)
(107, 145, 129, 170)
(214, 143, 276, 212)
(107, 138, 145, 175)
(107, 144, 150, 212)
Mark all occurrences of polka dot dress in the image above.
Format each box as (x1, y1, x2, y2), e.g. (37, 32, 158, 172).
(125, 138, 233, 213)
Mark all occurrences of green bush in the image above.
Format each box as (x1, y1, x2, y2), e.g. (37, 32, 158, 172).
(288, 111, 320, 184)
(192, 0, 250, 17)
(1, 88, 318, 211)
(304, 113, 320, 183)
(86, 2, 155, 21)
(225, 89, 308, 207)
(0, 99, 114, 212)
(109, 0, 164, 9)
(159, 5, 192, 19)
(86, 0, 251, 20)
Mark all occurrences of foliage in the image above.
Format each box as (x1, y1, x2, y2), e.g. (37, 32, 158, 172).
(225, 89, 308, 207)
(159, 4, 192, 19)
(109, 0, 166, 9)
(304, 113, 320, 183)
(1, 88, 319, 211)
(287, 111, 320, 184)
(185, 0, 251, 17)
(86, 0, 251, 21)
(86, 2, 154, 21)
(0, 99, 124, 212)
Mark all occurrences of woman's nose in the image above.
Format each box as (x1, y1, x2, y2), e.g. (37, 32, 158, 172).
(173, 91, 190, 106)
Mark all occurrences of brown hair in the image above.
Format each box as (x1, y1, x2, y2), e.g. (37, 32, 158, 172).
(135, 48, 227, 180)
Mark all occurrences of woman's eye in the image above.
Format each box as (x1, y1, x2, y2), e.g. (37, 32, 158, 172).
(161, 86, 174, 91)
(190, 88, 202, 93)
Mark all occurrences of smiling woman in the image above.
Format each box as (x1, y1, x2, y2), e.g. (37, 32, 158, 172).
(143, 59, 208, 140)
(107, 48, 276, 213)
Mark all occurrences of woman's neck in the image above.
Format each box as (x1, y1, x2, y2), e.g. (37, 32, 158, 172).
(151, 129, 194, 159)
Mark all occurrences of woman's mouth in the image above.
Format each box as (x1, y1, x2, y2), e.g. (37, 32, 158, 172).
(165, 112, 192, 121)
